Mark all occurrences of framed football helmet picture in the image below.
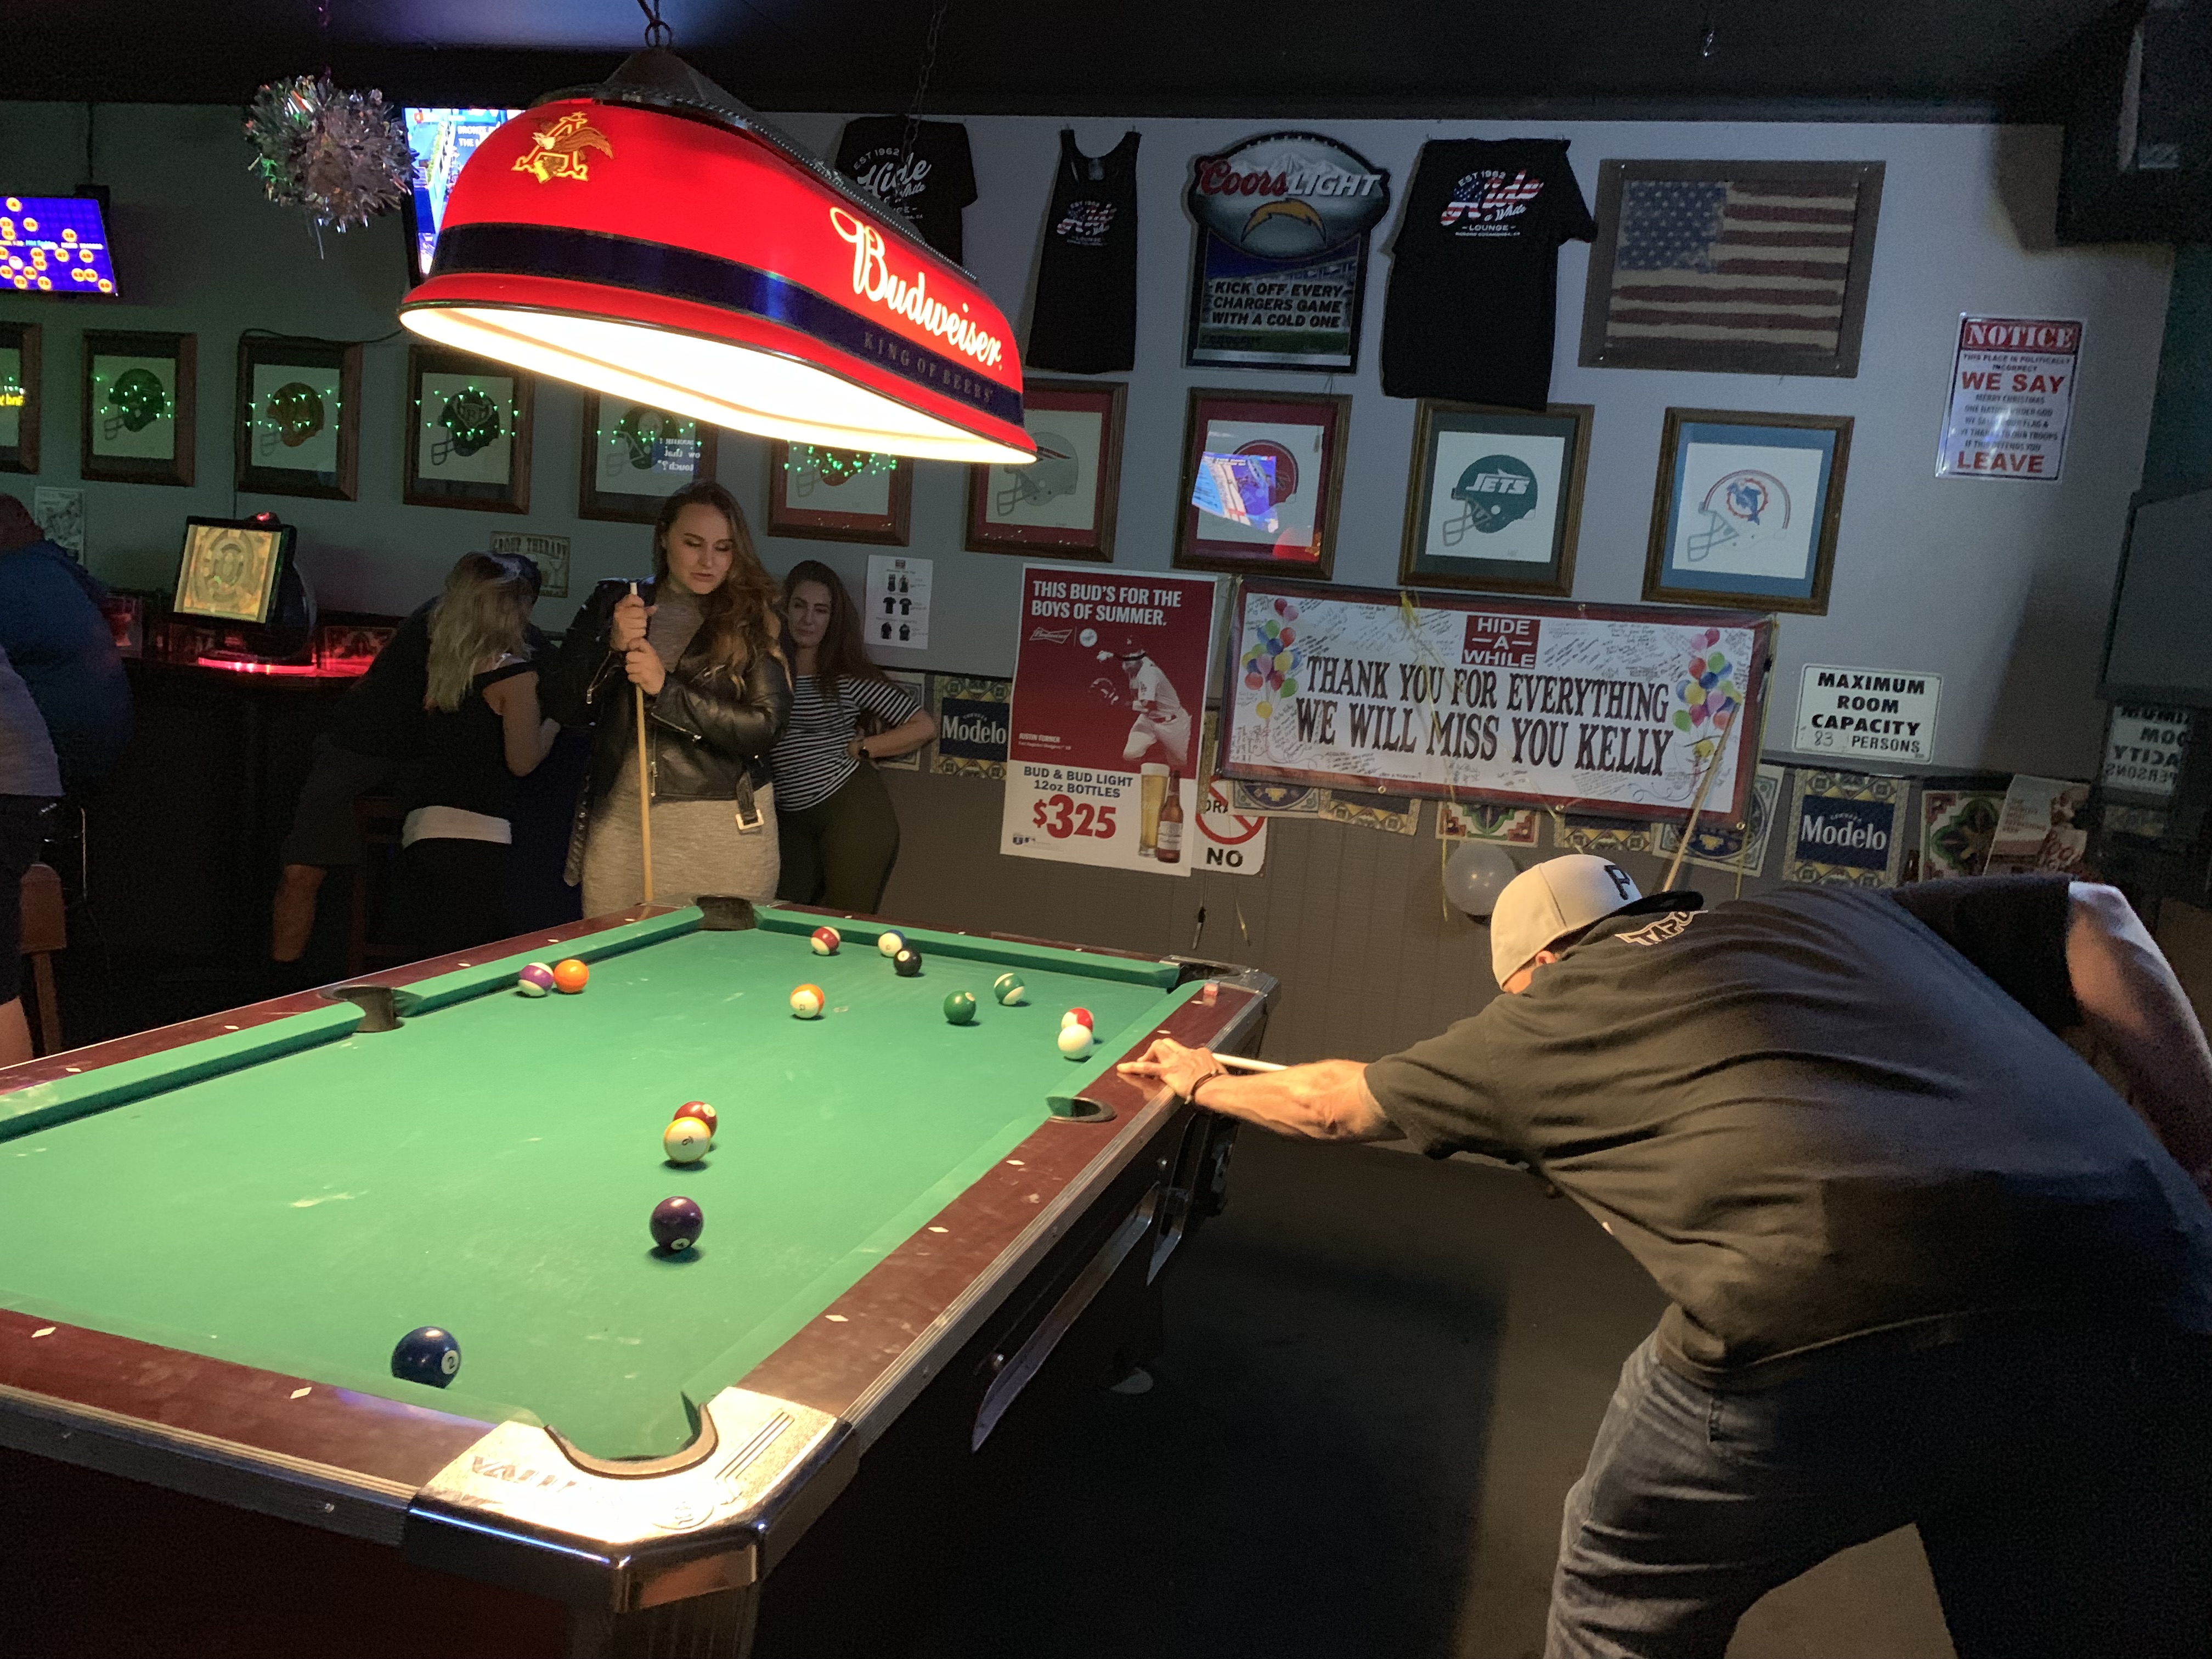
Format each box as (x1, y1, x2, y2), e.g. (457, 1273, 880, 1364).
(964, 379, 1126, 562)
(578, 391, 717, 523)
(234, 335, 361, 501)
(766, 441, 911, 546)
(81, 331, 195, 487)
(403, 345, 532, 514)
(1397, 399, 1592, 598)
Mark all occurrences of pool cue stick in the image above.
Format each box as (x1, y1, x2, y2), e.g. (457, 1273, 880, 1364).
(1118, 1052, 1284, 1074)
(1662, 700, 1739, 893)
(630, 581, 654, 906)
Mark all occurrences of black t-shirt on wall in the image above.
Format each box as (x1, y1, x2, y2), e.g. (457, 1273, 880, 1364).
(1363, 878, 2212, 1386)
(1380, 138, 1596, 409)
(834, 116, 979, 265)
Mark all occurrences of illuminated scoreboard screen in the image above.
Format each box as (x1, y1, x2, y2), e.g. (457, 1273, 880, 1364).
(0, 195, 119, 296)
(404, 108, 520, 284)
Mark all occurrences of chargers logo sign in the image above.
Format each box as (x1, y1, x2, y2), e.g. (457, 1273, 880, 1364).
(1439, 168, 1544, 236)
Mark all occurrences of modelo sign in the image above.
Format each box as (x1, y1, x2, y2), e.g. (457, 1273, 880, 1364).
(1794, 799, 1893, 871)
(1183, 131, 1391, 373)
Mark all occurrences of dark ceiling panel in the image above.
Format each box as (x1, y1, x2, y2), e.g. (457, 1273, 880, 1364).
(0, 0, 2122, 118)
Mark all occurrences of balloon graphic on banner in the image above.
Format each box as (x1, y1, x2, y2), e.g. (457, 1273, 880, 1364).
(1239, 596, 1303, 721)
(1672, 627, 1742, 765)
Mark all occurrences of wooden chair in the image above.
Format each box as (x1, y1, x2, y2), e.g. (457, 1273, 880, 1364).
(19, 862, 64, 1056)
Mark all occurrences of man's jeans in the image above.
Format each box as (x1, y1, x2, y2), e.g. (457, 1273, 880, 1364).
(1547, 1325, 2212, 1659)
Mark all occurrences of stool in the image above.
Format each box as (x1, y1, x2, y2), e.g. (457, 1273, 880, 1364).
(19, 862, 65, 1056)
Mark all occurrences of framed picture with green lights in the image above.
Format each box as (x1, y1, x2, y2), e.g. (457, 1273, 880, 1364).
(1397, 400, 1592, 599)
(403, 345, 532, 514)
(0, 322, 37, 475)
(81, 331, 195, 487)
(765, 441, 911, 545)
(234, 335, 362, 501)
(577, 391, 718, 523)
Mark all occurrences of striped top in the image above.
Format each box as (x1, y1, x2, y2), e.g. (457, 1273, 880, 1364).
(769, 673, 922, 812)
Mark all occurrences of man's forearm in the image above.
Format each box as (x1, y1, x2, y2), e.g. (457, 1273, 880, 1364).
(2069, 882, 2212, 1175)
(1189, 1060, 1401, 1143)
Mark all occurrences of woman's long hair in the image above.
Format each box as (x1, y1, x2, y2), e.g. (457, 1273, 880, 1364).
(651, 481, 782, 679)
(782, 559, 889, 704)
(425, 552, 533, 713)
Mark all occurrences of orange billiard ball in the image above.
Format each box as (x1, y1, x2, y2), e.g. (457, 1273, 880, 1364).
(551, 958, 590, 994)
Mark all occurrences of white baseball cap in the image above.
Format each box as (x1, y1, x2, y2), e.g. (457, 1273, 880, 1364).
(1489, 854, 1701, 987)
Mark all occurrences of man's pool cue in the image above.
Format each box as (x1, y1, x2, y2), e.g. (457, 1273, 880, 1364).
(629, 581, 654, 906)
(1118, 1053, 1284, 1074)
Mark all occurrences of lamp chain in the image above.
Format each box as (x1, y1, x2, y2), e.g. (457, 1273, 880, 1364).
(899, 0, 952, 170)
(635, 0, 674, 48)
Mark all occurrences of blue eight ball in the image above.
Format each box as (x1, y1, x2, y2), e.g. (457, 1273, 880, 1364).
(391, 1326, 462, 1387)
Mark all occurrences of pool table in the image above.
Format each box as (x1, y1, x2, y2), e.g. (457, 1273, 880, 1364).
(0, 899, 1273, 1658)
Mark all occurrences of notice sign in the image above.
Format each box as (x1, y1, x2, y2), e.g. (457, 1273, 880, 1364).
(2102, 704, 2193, 800)
(1216, 580, 1774, 822)
(1937, 316, 2083, 482)
(1793, 664, 1942, 765)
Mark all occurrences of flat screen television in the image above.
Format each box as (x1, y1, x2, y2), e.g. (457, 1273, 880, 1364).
(2100, 487, 2212, 709)
(402, 108, 521, 285)
(0, 193, 119, 297)
(176, 515, 317, 664)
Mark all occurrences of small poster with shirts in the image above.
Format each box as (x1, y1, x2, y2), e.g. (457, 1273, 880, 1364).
(865, 554, 932, 651)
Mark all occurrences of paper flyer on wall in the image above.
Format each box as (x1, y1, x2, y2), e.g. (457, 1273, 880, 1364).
(1001, 566, 1220, 875)
(1936, 317, 2081, 483)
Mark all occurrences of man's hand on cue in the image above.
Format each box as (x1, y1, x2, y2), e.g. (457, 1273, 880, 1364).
(1119, 1038, 1402, 1144)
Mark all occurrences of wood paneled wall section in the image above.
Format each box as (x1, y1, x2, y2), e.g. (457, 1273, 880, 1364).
(880, 771, 1787, 1065)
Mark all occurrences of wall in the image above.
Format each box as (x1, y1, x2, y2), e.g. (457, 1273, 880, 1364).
(0, 103, 2174, 780)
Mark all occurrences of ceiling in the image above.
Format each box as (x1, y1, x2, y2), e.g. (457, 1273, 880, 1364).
(2, 0, 2124, 119)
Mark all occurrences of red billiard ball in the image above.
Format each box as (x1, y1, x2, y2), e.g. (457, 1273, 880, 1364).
(680, 1101, 718, 1141)
(1062, 1007, 1094, 1031)
(552, 958, 590, 994)
(809, 927, 841, 955)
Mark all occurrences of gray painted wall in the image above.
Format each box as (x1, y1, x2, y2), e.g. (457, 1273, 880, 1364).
(0, 104, 2174, 778)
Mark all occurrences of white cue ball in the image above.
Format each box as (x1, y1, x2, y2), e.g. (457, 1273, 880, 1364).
(1056, 1024, 1094, 1059)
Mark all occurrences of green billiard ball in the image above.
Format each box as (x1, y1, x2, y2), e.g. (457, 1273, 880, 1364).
(992, 973, 1027, 1006)
(943, 991, 978, 1025)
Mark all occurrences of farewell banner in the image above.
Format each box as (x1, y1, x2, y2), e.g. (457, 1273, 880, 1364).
(1215, 580, 1776, 822)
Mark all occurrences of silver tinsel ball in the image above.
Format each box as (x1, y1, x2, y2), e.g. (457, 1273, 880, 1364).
(245, 75, 416, 234)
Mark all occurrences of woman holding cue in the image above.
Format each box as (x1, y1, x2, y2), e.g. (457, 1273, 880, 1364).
(544, 481, 791, 914)
(772, 560, 936, 914)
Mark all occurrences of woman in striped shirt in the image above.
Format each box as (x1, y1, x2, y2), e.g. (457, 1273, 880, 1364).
(772, 561, 936, 913)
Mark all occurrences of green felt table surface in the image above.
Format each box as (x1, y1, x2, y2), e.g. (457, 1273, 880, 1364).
(0, 909, 1192, 1458)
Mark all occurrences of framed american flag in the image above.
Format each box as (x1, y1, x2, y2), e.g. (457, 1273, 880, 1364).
(1577, 160, 1884, 379)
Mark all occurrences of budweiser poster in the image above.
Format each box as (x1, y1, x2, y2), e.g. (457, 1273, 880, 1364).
(1001, 566, 1220, 875)
(1183, 132, 1392, 372)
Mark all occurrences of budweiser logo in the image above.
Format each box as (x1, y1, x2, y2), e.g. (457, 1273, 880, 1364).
(830, 208, 1005, 369)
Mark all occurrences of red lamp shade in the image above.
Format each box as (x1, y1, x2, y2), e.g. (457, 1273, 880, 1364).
(399, 55, 1034, 466)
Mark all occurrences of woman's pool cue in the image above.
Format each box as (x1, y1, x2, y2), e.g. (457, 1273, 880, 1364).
(629, 581, 654, 906)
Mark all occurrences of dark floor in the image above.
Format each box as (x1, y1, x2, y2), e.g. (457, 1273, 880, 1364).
(905, 1135, 1955, 1659)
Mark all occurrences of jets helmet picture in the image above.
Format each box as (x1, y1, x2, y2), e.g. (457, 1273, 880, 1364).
(1441, 454, 1539, 546)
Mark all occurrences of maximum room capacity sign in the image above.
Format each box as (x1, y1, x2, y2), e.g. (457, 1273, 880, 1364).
(1936, 317, 2082, 482)
(1794, 663, 1942, 764)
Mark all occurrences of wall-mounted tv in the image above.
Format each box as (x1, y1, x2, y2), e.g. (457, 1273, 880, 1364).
(1, 194, 119, 297)
(402, 108, 521, 285)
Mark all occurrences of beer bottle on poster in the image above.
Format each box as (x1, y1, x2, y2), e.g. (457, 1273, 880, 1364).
(1156, 773, 1184, 864)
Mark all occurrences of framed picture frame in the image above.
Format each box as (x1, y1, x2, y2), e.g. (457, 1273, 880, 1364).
(1643, 408, 1852, 615)
(0, 322, 39, 474)
(765, 442, 911, 545)
(234, 334, 361, 501)
(403, 345, 532, 514)
(577, 392, 719, 523)
(82, 331, 195, 487)
(1397, 400, 1593, 597)
(964, 379, 1126, 562)
(1578, 159, 1885, 380)
(1171, 388, 1351, 579)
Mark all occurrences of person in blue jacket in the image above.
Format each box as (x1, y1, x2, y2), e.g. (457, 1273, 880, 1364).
(0, 496, 133, 793)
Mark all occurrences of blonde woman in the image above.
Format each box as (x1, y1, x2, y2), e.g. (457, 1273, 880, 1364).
(393, 553, 556, 958)
(543, 482, 792, 913)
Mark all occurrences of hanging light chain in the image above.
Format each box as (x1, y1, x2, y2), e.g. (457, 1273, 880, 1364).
(899, 0, 951, 171)
(635, 0, 674, 49)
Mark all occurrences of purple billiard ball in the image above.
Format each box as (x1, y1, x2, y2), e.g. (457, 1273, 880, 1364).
(651, 1196, 704, 1254)
(516, 962, 557, 998)
(391, 1326, 461, 1387)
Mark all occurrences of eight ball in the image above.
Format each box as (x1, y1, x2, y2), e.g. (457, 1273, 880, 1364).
(893, 948, 923, 978)
(391, 1326, 462, 1387)
(651, 1196, 704, 1254)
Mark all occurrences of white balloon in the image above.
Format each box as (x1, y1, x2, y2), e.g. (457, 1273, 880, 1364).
(1443, 840, 1519, 918)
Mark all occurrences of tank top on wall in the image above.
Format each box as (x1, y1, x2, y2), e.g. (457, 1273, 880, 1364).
(1026, 129, 1141, 375)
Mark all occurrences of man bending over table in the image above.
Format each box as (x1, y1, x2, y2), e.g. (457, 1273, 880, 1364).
(1122, 854, 2212, 1659)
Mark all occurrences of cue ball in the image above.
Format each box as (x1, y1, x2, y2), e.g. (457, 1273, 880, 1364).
(992, 973, 1026, 1006)
(516, 962, 557, 997)
(680, 1101, 718, 1141)
(791, 983, 826, 1019)
(1057, 1023, 1095, 1059)
(1062, 1007, 1094, 1030)
(943, 991, 978, 1025)
(552, 958, 590, 994)
(810, 927, 840, 956)
(391, 1326, 461, 1387)
(651, 1196, 703, 1254)
(877, 930, 906, 958)
(893, 949, 923, 978)
(663, 1117, 712, 1164)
